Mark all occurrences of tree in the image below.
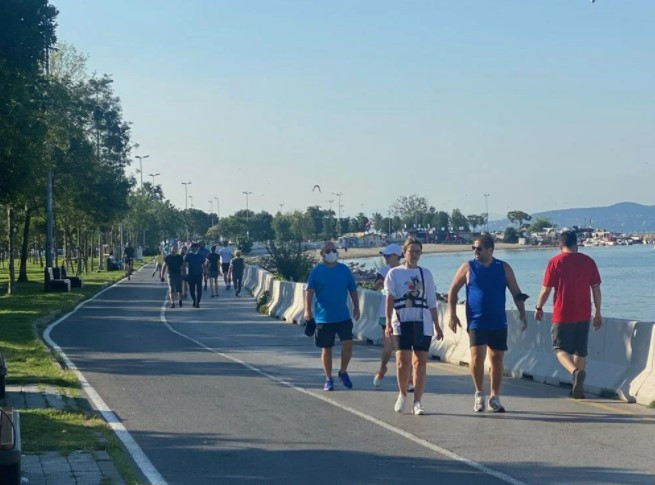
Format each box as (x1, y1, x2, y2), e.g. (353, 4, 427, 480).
(528, 217, 554, 233)
(504, 227, 520, 243)
(249, 211, 274, 242)
(392, 195, 429, 227)
(467, 214, 486, 232)
(450, 209, 469, 232)
(507, 210, 532, 228)
(0, 0, 58, 294)
(272, 214, 293, 242)
(371, 212, 384, 232)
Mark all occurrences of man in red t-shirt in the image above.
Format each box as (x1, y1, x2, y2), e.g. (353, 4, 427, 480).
(534, 230, 602, 399)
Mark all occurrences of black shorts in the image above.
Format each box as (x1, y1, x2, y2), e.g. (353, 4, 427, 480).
(221, 263, 231, 274)
(315, 320, 353, 348)
(393, 321, 432, 352)
(551, 321, 590, 357)
(167, 274, 182, 293)
(468, 328, 508, 351)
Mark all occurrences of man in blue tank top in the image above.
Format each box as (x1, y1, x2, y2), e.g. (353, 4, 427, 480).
(447, 234, 528, 413)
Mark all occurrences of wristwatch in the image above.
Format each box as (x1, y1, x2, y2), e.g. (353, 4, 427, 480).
(535, 306, 543, 311)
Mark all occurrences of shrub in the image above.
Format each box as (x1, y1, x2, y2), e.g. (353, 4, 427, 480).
(260, 241, 317, 282)
(256, 291, 270, 315)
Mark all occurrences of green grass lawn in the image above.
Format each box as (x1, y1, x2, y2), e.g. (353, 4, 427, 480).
(0, 258, 151, 484)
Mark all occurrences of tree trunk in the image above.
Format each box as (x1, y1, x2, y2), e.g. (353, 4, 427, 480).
(18, 205, 32, 282)
(77, 226, 83, 276)
(6, 206, 15, 295)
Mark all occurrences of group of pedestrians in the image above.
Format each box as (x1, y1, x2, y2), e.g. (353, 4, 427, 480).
(304, 231, 602, 416)
(159, 241, 245, 308)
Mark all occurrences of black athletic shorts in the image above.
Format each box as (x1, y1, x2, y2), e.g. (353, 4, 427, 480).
(315, 320, 353, 348)
(468, 328, 508, 351)
(393, 321, 432, 352)
(221, 263, 231, 274)
(551, 321, 590, 357)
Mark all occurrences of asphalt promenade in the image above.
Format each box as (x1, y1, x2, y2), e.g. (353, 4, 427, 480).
(49, 263, 655, 484)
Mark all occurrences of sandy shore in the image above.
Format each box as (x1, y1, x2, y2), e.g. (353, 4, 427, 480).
(334, 243, 554, 260)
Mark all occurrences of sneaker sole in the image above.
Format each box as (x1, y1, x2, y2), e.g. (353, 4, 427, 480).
(573, 370, 586, 399)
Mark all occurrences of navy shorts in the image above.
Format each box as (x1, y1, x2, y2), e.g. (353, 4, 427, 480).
(208, 270, 219, 279)
(315, 320, 353, 348)
(393, 321, 432, 352)
(551, 321, 590, 357)
(167, 274, 182, 293)
(468, 328, 508, 351)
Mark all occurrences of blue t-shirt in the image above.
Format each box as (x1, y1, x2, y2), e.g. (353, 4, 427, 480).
(465, 258, 507, 330)
(184, 252, 205, 277)
(306, 262, 357, 324)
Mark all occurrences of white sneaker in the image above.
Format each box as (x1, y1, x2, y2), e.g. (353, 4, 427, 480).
(488, 395, 505, 413)
(413, 401, 425, 415)
(474, 391, 486, 412)
(394, 393, 406, 413)
(407, 383, 414, 393)
(373, 372, 383, 388)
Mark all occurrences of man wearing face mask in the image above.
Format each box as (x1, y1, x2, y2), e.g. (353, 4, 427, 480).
(183, 242, 206, 308)
(304, 241, 360, 391)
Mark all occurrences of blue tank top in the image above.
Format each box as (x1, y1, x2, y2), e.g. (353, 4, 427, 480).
(465, 258, 507, 330)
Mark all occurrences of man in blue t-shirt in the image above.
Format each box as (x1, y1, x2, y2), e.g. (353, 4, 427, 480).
(304, 241, 360, 391)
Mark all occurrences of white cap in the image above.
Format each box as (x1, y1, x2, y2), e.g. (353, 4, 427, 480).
(380, 243, 403, 256)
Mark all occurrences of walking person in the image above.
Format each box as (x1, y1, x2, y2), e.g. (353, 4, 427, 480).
(183, 242, 206, 308)
(152, 249, 164, 278)
(160, 246, 184, 308)
(304, 241, 360, 391)
(447, 233, 528, 413)
(385, 238, 443, 415)
(180, 246, 189, 299)
(534, 230, 602, 399)
(229, 250, 245, 296)
(373, 243, 405, 387)
(219, 241, 234, 289)
(198, 241, 210, 291)
(206, 245, 221, 298)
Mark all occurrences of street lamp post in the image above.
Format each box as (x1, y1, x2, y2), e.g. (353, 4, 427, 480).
(181, 181, 191, 210)
(208, 200, 214, 226)
(213, 197, 219, 220)
(135, 155, 150, 188)
(189, 195, 194, 209)
(243, 191, 252, 238)
(148, 172, 160, 185)
(484, 193, 490, 232)
(279, 203, 285, 213)
(333, 192, 343, 236)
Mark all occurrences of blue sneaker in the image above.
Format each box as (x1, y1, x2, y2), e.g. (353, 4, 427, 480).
(338, 371, 353, 389)
(324, 378, 334, 391)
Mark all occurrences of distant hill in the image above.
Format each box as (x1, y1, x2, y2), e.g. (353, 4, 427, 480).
(489, 202, 655, 233)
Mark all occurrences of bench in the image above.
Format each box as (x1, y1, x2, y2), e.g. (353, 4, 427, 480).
(0, 408, 21, 485)
(44, 267, 70, 292)
(60, 266, 83, 289)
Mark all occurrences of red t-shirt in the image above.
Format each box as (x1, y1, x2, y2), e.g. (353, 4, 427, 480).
(543, 252, 601, 324)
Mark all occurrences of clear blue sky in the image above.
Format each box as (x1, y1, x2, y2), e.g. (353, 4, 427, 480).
(53, 0, 655, 219)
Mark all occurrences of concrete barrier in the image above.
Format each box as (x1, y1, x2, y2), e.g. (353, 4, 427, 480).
(352, 289, 384, 343)
(281, 283, 306, 324)
(271, 281, 295, 320)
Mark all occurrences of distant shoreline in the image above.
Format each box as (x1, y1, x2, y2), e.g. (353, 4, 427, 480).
(333, 243, 555, 260)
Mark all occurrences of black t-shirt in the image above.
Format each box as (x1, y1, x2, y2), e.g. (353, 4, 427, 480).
(164, 254, 183, 275)
(124, 246, 135, 259)
(184, 252, 205, 277)
(231, 257, 244, 276)
(207, 253, 220, 271)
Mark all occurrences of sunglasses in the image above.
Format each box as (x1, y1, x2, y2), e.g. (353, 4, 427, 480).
(408, 250, 422, 255)
(324, 249, 337, 254)
(472, 246, 484, 252)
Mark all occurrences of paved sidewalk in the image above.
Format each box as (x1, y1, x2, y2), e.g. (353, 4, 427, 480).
(2, 385, 126, 485)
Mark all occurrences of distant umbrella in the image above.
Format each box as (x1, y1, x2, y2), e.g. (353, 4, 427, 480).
(312, 185, 322, 192)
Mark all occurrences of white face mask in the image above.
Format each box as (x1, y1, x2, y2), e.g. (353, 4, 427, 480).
(324, 251, 338, 263)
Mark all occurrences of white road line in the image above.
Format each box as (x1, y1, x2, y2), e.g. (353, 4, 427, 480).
(159, 297, 527, 485)
(45, 264, 167, 485)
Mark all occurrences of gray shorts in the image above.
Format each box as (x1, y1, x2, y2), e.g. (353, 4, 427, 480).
(168, 274, 182, 293)
(551, 321, 590, 357)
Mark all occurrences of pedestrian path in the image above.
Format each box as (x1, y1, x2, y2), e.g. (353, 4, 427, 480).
(47, 262, 655, 484)
(2, 385, 125, 485)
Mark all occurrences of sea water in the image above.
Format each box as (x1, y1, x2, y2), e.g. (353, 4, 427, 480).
(349, 244, 655, 322)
